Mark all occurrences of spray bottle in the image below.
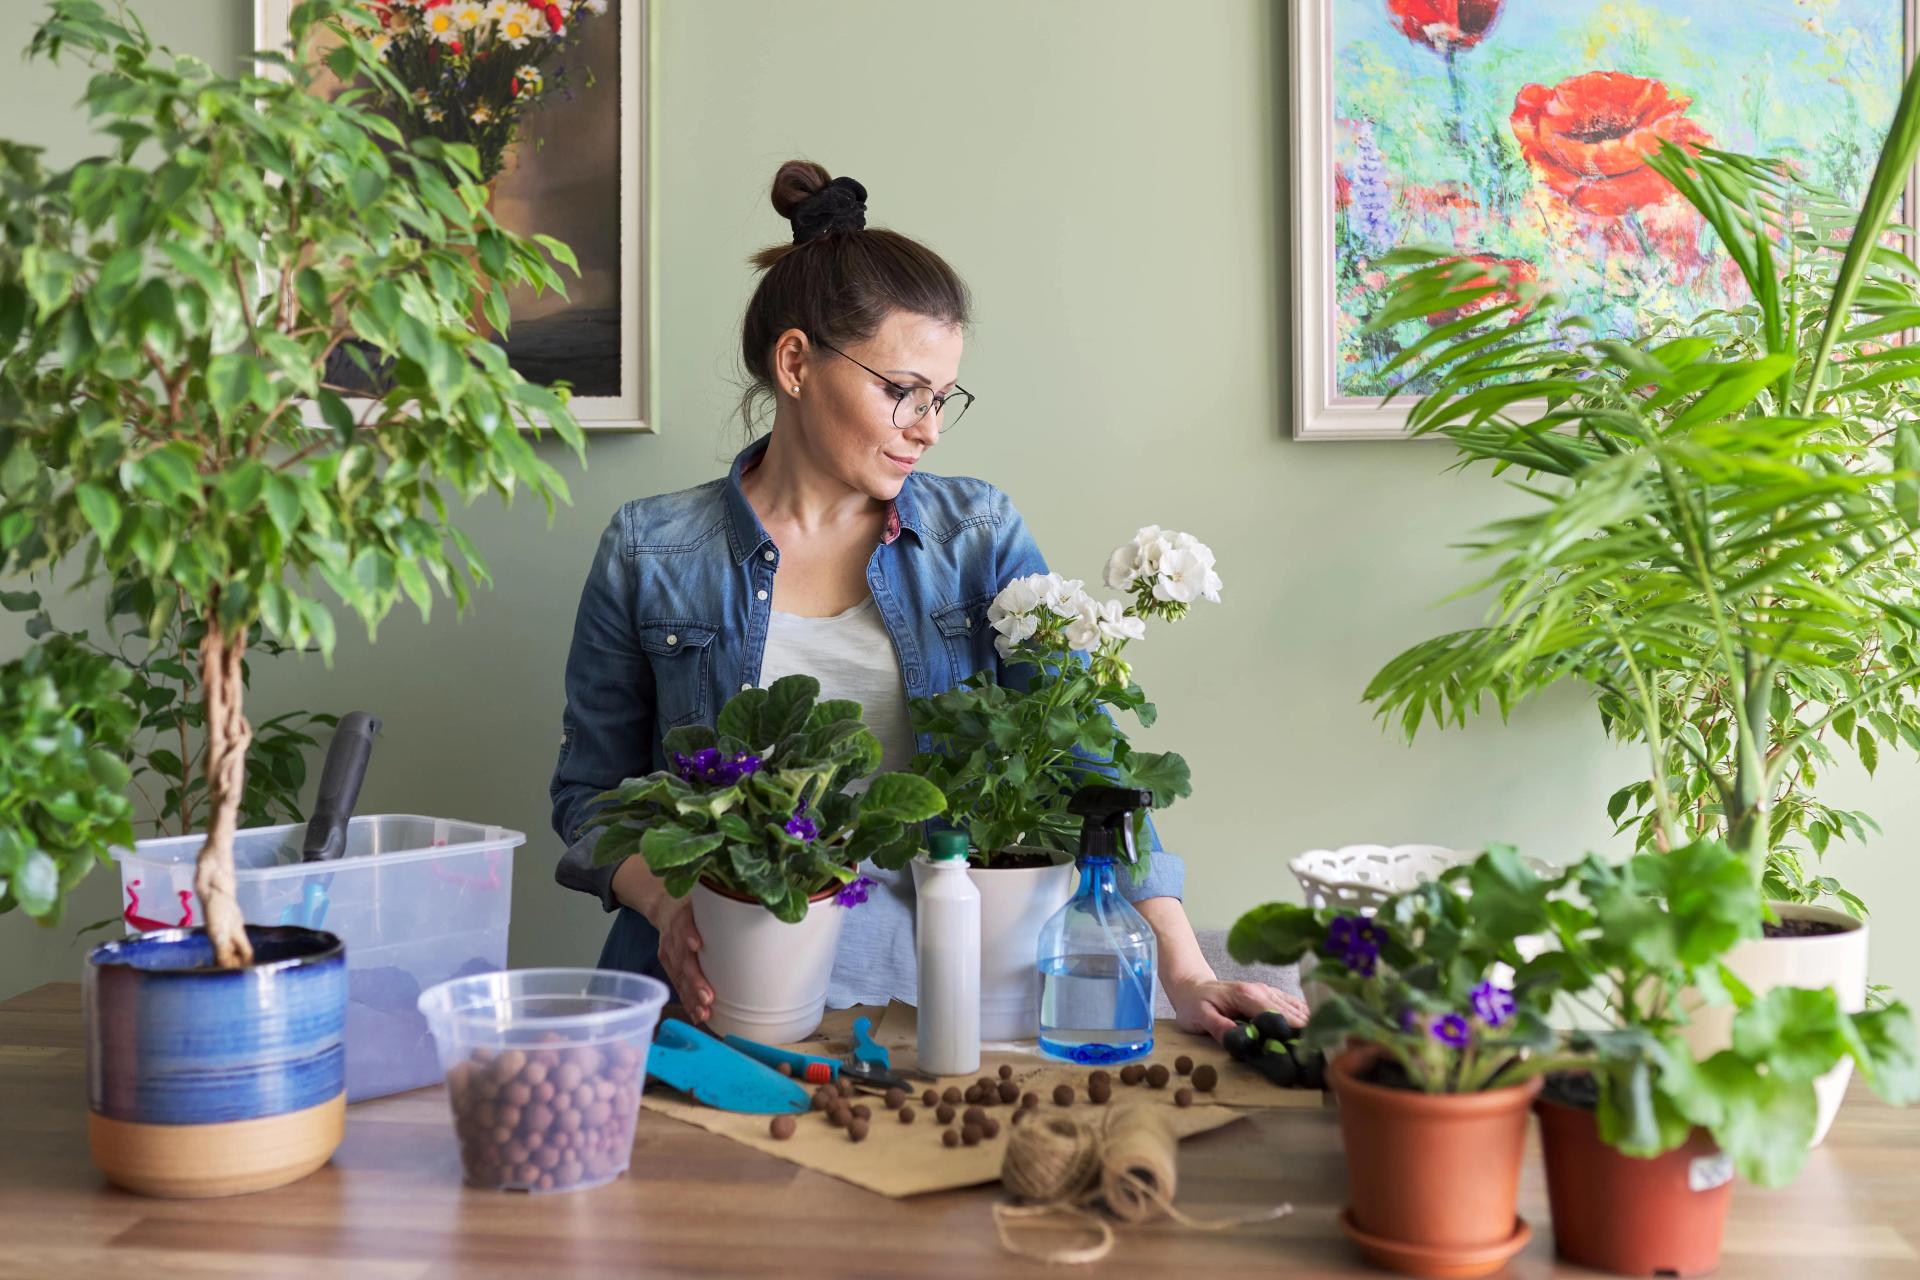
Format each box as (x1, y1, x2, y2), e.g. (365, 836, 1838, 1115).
(1035, 785, 1157, 1063)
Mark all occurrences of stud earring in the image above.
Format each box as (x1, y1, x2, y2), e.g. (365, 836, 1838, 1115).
(791, 385, 800, 393)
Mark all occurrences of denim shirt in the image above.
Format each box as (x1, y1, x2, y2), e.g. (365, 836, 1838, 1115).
(550, 436, 1185, 1005)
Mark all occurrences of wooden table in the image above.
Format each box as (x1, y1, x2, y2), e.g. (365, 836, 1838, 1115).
(3, 983, 1917, 1279)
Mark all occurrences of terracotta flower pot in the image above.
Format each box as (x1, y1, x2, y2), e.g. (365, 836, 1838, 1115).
(1329, 1047, 1537, 1278)
(1537, 1092, 1731, 1277)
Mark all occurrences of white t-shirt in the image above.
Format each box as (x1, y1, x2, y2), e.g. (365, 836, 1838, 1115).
(757, 596, 920, 1007)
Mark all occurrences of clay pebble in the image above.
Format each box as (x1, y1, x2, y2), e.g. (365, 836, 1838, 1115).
(1175, 1055, 1193, 1076)
(885, 1087, 906, 1110)
(770, 1115, 796, 1139)
(936, 1103, 956, 1124)
(848, 1118, 870, 1142)
(1192, 1064, 1219, 1092)
(1175, 1087, 1194, 1108)
(997, 1081, 1020, 1105)
(943, 1129, 960, 1148)
(998, 1064, 1014, 1081)
(1053, 1084, 1075, 1106)
(899, 1106, 916, 1124)
(1146, 1064, 1171, 1088)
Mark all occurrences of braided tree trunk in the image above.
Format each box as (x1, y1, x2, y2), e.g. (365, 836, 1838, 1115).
(193, 614, 255, 969)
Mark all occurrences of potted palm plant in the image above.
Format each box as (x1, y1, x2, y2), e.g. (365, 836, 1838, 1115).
(3, 0, 581, 1194)
(907, 527, 1216, 1038)
(1361, 48, 1920, 1146)
(1229, 849, 1569, 1278)
(1524, 838, 1919, 1277)
(592, 675, 947, 1042)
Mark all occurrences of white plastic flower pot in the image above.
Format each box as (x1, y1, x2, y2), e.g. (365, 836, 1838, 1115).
(915, 847, 1076, 1042)
(1678, 901, 1867, 1148)
(689, 881, 848, 1043)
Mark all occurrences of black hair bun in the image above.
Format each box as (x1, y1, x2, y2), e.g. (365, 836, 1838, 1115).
(791, 175, 867, 244)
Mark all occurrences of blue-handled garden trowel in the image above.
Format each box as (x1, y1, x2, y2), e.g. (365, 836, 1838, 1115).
(647, 1019, 812, 1113)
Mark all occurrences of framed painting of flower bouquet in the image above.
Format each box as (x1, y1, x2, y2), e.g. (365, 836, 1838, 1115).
(1292, 0, 1915, 440)
(255, 0, 656, 432)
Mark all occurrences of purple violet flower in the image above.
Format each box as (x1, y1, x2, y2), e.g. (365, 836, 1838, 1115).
(1432, 1014, 1471, 1048)
(673, 748, 762, 786)
(833, 875, 877, 908)
(1470, 981, 1516, 1029)
(1325, 914, 1383, 977)
(784, 814, 818, 843)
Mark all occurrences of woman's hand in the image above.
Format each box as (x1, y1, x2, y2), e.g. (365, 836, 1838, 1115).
(654, 895, 715, 1023)
(1165, 976, 1310, 1043)
(611, 857, 714, 1022)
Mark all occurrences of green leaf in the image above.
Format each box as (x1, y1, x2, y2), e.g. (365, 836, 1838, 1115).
(15, 849, 59, 917)
(639, 825, 725, 870)
(264, 474, 302, 536)
(856, 773, 947, 824)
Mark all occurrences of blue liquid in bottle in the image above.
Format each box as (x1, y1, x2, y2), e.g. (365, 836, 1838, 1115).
(1036, 855, 1157, 1064)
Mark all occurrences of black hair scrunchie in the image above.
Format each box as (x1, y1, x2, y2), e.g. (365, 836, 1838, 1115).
(791, 175, 868, 244)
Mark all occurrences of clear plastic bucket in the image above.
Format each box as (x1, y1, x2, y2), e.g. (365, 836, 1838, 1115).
(417, 968, 668, 1193)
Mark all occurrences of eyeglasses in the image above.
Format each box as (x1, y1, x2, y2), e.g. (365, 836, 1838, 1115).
(814, 339, 974, 433)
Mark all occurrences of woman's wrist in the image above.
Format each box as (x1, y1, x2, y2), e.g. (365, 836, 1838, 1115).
(610, 855, 672, 922)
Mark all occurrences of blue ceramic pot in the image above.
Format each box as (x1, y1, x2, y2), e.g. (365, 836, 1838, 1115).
(85, 925, 349, 1198)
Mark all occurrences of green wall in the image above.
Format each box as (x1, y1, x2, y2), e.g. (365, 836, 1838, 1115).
(4, 0, 1917, 1002)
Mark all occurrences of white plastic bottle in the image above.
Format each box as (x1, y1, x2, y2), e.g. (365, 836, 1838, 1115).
(916, 830, 981, 1076)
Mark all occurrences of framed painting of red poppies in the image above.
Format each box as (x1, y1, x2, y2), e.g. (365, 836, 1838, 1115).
(1292, 0, 1915, 439)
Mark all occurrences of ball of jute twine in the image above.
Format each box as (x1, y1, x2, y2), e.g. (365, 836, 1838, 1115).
(993, 1105, 1293, 1265)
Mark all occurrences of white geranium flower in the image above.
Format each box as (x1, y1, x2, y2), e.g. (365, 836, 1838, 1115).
(1067, 597, 1144, 650)
(1152, 547, 1212, 604)
(1037, 573, 1088, 619)
(1155, 532, 1223, 603)
(990, 576, 1043, 621)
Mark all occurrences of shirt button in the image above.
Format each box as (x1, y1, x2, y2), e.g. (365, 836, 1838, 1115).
(762, 550, 775, 562)
(665, 634, 678, 646)
(756, 590, 768, 601)
(740, 683, 752, 692)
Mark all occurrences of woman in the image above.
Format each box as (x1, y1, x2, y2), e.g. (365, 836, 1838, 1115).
(551, 161, 1305, 1042)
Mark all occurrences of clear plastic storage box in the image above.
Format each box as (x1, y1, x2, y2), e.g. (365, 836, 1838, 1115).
(113, 815, 523, 1102)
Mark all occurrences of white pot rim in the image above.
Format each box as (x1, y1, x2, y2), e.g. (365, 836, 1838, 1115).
(1760, 900, 1866, 939)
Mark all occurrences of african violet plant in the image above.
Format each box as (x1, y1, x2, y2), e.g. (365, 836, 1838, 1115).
(0, 635, 137, 922)
(1526, 838, 1920, 1186)
(591, 675, 947, 922)
(1228, 847, 1564, 1093)
(908, 527, 1218, 869)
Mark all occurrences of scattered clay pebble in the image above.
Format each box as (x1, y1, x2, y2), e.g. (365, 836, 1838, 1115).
(851, 1104, 872, 1121)
(827, 1107, 848, 1128)
(899, 1106, 916, 1124)
(1120, 1065, 1145, 1085)
(998, 1064, 1014, 1081)
(1089, 1076, 1112, 1104)
(977, 1076, 996, 1092)
(982, 1117, 1001, 1138)
(942, 1086, 964, 1105)
(1175, 1055, 1193, 1076)
(1011, 1107, 1029, 1125)
(838, 1079, 855, 1097)
(922, 1088, 939, 1107)
(943, 1129, 960, 1148)
(1090, 1069, 1112, 1088)
(1192, 1064, 1219, 1092)
(963, 1105, 987, 1127)
(936, 1103, 956, 1124)
(1053, 1084, 1075, 1107)
(997, 1081, 1020, 1104)
(770, 1115, 796, 1139)
(1175, 1088, 1194, 1108)
(1147, 1064, 1171, 1088)
(885, 1088, 906, 1110)
(809, 1092, 830, 1112)
(964, 1085, 983, 1105)
(1022, 1092, 1040, 1109)
(962, 1124, 983, 1146)
(776, 1062, 793, 1077)
(849, 1118, 870, 1142)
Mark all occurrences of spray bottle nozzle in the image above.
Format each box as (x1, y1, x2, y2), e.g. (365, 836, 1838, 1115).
(1069, 784, 1153, 863)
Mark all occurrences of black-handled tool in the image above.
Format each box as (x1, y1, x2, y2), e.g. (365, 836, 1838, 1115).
(301, 711, 380, 864)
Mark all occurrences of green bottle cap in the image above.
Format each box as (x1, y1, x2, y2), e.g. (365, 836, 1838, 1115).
(928, 830, 970, 862)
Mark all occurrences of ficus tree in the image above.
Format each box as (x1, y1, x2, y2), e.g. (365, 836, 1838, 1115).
(1361, 52, 1920, 906)
(0, 0, 584, 966)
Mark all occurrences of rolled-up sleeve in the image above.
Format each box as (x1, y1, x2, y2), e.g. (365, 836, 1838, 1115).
(549, 512, 654, 912)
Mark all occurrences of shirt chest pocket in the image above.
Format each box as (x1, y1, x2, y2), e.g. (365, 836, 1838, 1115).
(639, 623, 718, 728)
(930, 594, 998, 690)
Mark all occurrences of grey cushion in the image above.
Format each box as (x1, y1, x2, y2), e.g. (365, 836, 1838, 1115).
(1152, 928, 1303, 1019)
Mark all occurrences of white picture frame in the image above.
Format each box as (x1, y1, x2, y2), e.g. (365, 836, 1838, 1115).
(1290, 0, 1917, 442)
(253, 0, 657, 434)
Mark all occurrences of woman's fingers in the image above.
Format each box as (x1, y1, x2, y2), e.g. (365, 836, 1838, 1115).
(1196, 1001, 1238, 1042)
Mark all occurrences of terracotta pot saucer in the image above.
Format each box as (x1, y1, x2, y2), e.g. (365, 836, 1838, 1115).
(1338, 1208, 1531, 1279)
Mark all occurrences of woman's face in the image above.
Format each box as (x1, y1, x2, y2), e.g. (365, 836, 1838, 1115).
(785, 310, 963, 501)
